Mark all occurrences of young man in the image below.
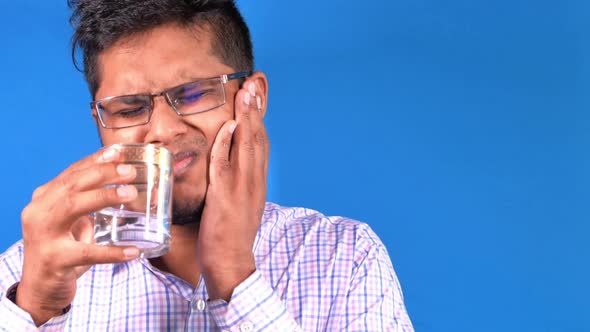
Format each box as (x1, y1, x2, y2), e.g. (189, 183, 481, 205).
(0, 1, 413, 330)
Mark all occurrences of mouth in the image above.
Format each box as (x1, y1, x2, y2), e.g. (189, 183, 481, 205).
(173, 151, 198, 177)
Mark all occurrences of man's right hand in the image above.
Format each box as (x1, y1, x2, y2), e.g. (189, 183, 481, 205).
(16, 147, 141, 326)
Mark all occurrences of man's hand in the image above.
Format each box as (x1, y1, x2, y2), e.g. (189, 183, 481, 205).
(198, 79, 269, 301)
(17, 148, 141, 326)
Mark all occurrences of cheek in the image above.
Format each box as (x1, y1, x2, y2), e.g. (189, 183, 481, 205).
(185, 105, 235, 147)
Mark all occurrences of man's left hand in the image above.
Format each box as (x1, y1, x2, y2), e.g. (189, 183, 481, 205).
(197, 79, 268, 301)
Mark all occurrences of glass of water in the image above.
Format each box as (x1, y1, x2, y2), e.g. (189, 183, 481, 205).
(94, 144, 173, 258)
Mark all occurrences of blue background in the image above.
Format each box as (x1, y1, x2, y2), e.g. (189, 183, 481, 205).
(0, 1, 588, 331)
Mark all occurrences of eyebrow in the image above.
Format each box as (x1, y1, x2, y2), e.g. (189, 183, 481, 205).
(174, 69, 207, 83)
(116, 95, 149, 104)
(163, 75, 220, 93)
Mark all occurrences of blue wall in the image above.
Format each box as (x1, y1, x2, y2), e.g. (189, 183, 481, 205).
(1, 1, 588, 331)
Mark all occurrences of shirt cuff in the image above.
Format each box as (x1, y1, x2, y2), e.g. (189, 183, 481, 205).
(0, 283, 71, 332)
(208, 270, 301, 332)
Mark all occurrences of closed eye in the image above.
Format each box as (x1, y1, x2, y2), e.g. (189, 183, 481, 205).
(113, 105, 150, 118)
(174, 88, 216, 106)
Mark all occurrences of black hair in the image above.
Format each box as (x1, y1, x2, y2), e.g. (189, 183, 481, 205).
(68, 0, 254, 97)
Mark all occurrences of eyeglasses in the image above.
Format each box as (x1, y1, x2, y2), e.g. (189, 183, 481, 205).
(91, 71, 251, 129)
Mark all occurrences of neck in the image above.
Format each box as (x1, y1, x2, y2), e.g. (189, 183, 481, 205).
(149, 223, 201, 287)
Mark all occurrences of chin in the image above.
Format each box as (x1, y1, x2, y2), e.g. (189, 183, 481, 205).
(171, 198, 205, 225)
(170, 156, 208, 225)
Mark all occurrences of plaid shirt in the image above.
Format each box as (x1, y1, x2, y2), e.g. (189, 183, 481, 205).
(0, 203, 413, 331)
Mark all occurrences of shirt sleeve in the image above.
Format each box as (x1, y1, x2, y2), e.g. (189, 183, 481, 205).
(0, 283, 71, 332)
(0, 242, 71, 332)
(208, 270, 302, 332)
(341, 226, 414, 331)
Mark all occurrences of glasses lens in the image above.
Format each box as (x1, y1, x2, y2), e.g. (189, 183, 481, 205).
(97, 95, 152, 128)
(168, 78, 225, 115)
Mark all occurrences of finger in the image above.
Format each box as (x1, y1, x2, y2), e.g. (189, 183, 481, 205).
(34, 147, 121, 200)
(56, 185, 138, 229)
(60, 162, 137, 193)
(33, 162, 136, 225)
(247, 85, 270, 219)
(63, 146, 121, 175)
(209, 120, 237, 186)
(241, 82, 269, 186)
(251, 94, 270, 184)
(232, 87, 257, 177)
(64, 242, 140, 267)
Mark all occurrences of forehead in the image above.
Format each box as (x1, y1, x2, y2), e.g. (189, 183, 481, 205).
(94, 23, 233, 100)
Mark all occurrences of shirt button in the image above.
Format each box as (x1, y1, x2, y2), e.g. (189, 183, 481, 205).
(195, 299, 206, 311)
(239, 321, 254, 332)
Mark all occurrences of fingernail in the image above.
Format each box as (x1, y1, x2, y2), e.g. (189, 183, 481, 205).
(117, 185, 136, 198)
(256, 96, 262, 112)
(117, 164, 133, 176)
(248, 83, 256, 97)
(243, 92, 250, 106)
(101, 148, 117, 162)
(124, 247, 140, 259)
(229, 122, 237, 134)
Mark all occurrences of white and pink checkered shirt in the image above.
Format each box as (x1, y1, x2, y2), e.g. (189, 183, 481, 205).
(0, 203, 413, 331)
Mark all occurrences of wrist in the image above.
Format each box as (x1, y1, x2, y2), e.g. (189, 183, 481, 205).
(15, 281, 70, 326)
(203, 262, 256, 302)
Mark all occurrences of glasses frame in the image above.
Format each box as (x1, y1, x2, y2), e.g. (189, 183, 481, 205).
(91, 71, 252, 129)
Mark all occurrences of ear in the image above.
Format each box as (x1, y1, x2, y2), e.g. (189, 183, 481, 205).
(249, 71, 269, 117)
(91, 109, 100, 126)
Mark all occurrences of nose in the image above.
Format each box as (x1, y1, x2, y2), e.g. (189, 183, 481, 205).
(143, 96, 187, 145)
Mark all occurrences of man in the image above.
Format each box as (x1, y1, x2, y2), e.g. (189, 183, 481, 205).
(0, 0, 413, 330)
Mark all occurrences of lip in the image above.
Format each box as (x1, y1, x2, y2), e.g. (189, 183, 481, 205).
(172, 151, 197, 177)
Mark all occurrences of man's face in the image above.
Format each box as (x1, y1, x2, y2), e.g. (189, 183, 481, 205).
(94, 24, 238, 224)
